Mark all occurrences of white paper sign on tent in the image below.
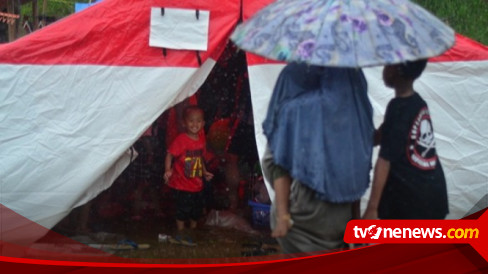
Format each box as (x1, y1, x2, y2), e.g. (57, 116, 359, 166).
(149, 7, 209, 51)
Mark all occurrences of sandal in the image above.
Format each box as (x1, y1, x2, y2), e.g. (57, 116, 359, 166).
(180, 236, 197, 247)
(168, 235, 197, 247)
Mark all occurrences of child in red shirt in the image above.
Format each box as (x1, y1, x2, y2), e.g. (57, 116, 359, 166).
(164, 106, 213, 246)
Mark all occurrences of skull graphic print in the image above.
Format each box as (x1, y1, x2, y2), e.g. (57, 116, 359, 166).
(408, 107, 438, 170)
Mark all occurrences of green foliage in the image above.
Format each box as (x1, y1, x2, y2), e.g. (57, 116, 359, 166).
(19, 0, 488, 45)
(413, 0, 488, 45)
(21, 0, 93, 19)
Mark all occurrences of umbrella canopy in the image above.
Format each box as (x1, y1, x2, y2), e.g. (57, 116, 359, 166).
(231, 0, 455, 67)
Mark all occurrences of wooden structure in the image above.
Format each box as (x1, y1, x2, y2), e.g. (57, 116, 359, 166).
(0, 0, 43, 42)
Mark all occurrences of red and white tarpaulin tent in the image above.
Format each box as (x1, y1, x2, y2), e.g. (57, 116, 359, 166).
(0, 0, 487, 243)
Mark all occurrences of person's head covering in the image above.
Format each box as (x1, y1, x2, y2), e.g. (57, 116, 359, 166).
(262, 63, 374, 203)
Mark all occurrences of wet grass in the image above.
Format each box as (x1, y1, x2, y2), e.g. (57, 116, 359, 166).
(413, 0, 488, 45)
(112, 224, 278, 262)
(109, 219, 276, 260)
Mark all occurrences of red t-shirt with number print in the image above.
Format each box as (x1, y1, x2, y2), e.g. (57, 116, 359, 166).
(167, 132, 206, 192)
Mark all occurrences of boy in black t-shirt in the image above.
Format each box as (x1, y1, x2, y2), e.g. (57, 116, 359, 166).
(363, 60, 448, 220)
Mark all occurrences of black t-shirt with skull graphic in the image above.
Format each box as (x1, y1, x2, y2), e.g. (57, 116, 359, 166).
(378, 92, 448, 219)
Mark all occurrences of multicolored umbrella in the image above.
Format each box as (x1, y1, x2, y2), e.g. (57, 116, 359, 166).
(231, 0, 455, 67)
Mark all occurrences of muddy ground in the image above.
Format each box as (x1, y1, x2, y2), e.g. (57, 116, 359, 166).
(47, 205, 281, 262)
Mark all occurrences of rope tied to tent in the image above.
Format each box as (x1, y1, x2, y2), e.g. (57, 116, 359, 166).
(157, 7, 202, 66)
(160, 8, 199, 19)
(195, 51, 202, 66)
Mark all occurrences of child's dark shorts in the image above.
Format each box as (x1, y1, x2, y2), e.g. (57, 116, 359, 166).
(172, 189, 204, 221)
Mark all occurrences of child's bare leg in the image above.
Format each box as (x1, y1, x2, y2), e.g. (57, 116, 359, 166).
(187, 219, 198, 245)
(176, 219, 185, 231)
(189, 219, 197, 229)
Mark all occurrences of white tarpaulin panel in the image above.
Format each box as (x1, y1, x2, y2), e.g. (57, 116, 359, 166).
(149, 7, 210, 51)
(0, 62, 216, 242)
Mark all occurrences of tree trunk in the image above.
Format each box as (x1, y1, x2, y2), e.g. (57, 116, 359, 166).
(42, 0, 47, 27)
(7, 0, 16, 42)
(32, 0, 38, 31)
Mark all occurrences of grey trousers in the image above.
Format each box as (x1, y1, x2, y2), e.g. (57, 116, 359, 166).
(262, 146, 353, 254)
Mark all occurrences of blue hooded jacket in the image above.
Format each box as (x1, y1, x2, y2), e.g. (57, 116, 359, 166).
(262, 63, 374, 202)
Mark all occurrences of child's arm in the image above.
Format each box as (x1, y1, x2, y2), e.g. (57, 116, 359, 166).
(163, 153, 173, 183)
(202, 161, 214, 181)
(271, 173, 293, 238)
(362, 157, 390, 219)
